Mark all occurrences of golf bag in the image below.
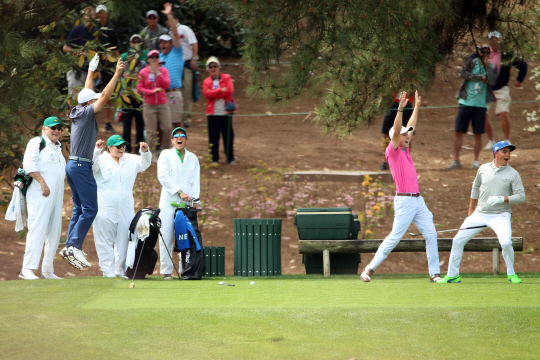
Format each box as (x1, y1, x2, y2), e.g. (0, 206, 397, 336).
(126, 208, 161, 280)
(174, 206, 204, 280)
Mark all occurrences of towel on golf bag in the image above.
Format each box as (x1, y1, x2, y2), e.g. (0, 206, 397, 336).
(5, 186, 26, 232)
(125, 211, 151, 269)
(174, 208, 204, 280)
(126, 208, 161, 280)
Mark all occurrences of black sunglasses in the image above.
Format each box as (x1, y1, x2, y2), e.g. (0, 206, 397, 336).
(114, 144, 126, 149)
(148, 55, 159, 59)
(147, 15, 157, 19)
(49, 126, 62, 131)
(208, 65, 218, 69)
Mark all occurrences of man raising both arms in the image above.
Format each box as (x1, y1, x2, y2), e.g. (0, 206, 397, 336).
(361, 91, 441, 283)
(59, 54, 125, 270)
(438, 141, 525, 284)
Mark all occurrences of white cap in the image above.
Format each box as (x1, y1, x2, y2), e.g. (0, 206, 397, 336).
(159, 34, 172, 41)
(488, 31, 501, 39)
(206, 56, 220, 68)
(78, 88, 102, 104)
(389, 125, 413, 139)
(146, 10, 158, 18)
(130, 34, 142, 42)
(96, 5, 108, 13)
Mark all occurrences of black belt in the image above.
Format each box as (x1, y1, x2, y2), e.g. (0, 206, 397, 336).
(166, 88, 181, 93)
(69, 156, 93, 165)
(396, 192, 420, 197)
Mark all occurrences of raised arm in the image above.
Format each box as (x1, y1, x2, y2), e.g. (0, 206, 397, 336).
(94, 60, 125, 113)
(390, 92, 408, 150)
(407, 91, 421, 143)
(163, 3, 181, 49)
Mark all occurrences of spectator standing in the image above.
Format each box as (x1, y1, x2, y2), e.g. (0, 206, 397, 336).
(203, 56, 236, 165)
(120, 35, 147, 153)
(447, 46, 497, 170)
(160, 3, 185, 129)
(62, 6, 97, 103)
(95, 5, 121, 134)
(173, 21, 199, 128)
(483, 31, 528, 150)
(19, 117, 66, 280)
(141, 10, 169, 51)
(137, 50, 172, 156)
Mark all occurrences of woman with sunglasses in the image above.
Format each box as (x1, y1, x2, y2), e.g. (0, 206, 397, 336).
(19, 117, 66, 280)
(137, 49, 172, 157)
(202, 56, 237, 165)
(91, 135, 152, 278)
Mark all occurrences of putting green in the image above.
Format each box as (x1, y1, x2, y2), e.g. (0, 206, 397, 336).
(1, 274, 539, 360)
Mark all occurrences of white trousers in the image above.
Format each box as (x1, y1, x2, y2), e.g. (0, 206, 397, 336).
(158, 203, 178, 275)
(447, 211, 514, 276)
(23, 179, 64, 274)
(368, 195, 440, 276)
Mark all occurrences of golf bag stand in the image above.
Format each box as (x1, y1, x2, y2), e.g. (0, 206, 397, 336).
(174, 200, 205, 280)
(126, 208, 161, 280)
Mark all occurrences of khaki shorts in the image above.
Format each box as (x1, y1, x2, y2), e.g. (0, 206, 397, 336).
(167, 89, 184, 124)
(66, 69, 87, 100)
(488, 86, 511, 114)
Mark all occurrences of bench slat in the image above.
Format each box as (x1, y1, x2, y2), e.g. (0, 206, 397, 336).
(298, 237, 523, 254)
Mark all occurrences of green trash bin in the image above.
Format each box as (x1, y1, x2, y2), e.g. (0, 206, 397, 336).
(295, 208, 354, 240)
(203, 246, 225, 277)
(233, 219, 282, 277)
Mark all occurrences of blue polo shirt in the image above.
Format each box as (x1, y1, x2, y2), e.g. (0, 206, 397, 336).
(160, 45, 184, 89)
(66, 24, 97, 48)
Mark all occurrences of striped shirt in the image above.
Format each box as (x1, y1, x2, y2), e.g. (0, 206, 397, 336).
(160, 45, 184, 89)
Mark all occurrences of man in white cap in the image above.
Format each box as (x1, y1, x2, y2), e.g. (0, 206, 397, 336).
(361, 91, 441, 283)
(59, 54, 125, 271)
(438, 140, 526, 284)
(483, 31, 528, 150)
(141, 9, 169, 51)
(160, 2, 185, 129)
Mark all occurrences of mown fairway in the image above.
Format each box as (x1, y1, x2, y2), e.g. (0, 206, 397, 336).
(1, 274, 539, 360)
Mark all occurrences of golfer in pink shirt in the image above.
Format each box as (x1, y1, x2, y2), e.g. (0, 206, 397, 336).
(361, 91, 441, 283)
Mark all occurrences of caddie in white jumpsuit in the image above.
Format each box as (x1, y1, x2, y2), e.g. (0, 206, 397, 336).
(361, 92, 441, 283)
(157, 127, 200, 279)
(92, 135, 151, 278)
(20, 117, 66, 280)
(438, 141, 526, 284)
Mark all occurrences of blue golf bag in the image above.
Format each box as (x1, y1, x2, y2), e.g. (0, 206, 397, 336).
(174, 206, 204, 280)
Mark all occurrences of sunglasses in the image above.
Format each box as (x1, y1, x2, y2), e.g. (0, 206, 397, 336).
(132, 40, 141, 44)
(147, 15, 157, 19)
(173, 133, 186, 138)
(482, 51, 491, 54)
(49, 126, 62, 131)
(113, 144, 126, 149)
(208, 65, 218, 69)
(148, 55, 159, 59)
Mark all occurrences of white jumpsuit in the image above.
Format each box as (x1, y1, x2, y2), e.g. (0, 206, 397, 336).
(22, 135, 66, 274)
(157, 148, 200, 275)
(92, 149, 152, 276)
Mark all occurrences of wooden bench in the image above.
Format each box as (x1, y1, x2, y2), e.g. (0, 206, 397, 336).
(298, 237, 524, 277)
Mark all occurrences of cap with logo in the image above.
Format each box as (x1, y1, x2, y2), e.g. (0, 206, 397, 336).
(96, 5, 108, 13)
(492, 140, 516, 154)
(159, 34, 172, 42)
(43, 117, 64, 127)
(389, 126, 413, 139)
(78, 88, 102, 104)
(172, 127, 187, 137)
(107, 135, 129, 148)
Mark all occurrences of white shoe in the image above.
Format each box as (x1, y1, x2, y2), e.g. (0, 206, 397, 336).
(19, 269, 39, 280)
(117, 275, 129, 280)
(471, 161, 480, 169)
(59, 247, 83, 271)
(69, 246, 91, 268)
(483, 140, 496, 151)
(41, 273, 63, 280)
(103, 274, 117, 278)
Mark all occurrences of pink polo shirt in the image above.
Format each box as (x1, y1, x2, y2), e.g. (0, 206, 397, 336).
(489, 47, 502, 75)
(385, 143, 419, 193)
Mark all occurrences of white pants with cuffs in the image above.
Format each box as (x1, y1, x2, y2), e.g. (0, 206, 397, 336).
(367, 195, 440, 276)
(446, 211, 514, 276)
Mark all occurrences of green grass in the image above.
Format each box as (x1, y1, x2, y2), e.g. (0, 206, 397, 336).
(1, 273, 539, 360)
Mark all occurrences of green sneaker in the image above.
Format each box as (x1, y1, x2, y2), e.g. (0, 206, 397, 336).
(436, 275, 461, 283)
(508, 274, 522, 284)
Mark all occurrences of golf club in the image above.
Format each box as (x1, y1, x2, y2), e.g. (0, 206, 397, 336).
(409, 225, 487, 237)
(218, 281, 235, 286)
(129, 237, 147, 288)
(159, 230, 182, 279)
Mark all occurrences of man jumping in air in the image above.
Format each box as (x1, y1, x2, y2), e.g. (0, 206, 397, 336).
(361, 91, 441, 283)
(438, 141, 526, 284)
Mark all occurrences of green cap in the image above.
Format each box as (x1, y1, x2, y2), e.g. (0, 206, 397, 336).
(106, 135, 129, 148)
(43, 117, 63, 127)
(172, 127, 186, 137)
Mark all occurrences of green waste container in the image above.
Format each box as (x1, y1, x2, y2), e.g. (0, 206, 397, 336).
(233, 219, 282, 277)
(350, 214, 360, 240)
(295, 208, 354, 240)
(203, 246, 225, 277)
(303, 253, 361, 275)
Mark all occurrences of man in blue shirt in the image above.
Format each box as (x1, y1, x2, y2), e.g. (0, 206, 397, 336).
(448, 46, 498, 170)
(159, 2, 184, 129)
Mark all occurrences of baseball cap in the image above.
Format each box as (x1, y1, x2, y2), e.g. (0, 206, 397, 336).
(96, 5, 108, 13)
(159, 34, 172, 42)
(130, 34, 142, 42)
(78, 88, 102, 104)
(147, 50, 160, 58)
(43, 117, 64, 127)
(389, 125, 413, 139)
(492, 140, 516, 154)
(488, 31, 501, 39)
(172, 127, 186, 137)
(106, 135, 129, 148)
(206, 56, 220, 68)
(146, 10, 158, 18)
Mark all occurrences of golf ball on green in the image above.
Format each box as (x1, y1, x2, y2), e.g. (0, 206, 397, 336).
(250, 281, 255, 285)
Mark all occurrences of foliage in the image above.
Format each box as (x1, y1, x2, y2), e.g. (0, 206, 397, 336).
(192, 0, 540, 135)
